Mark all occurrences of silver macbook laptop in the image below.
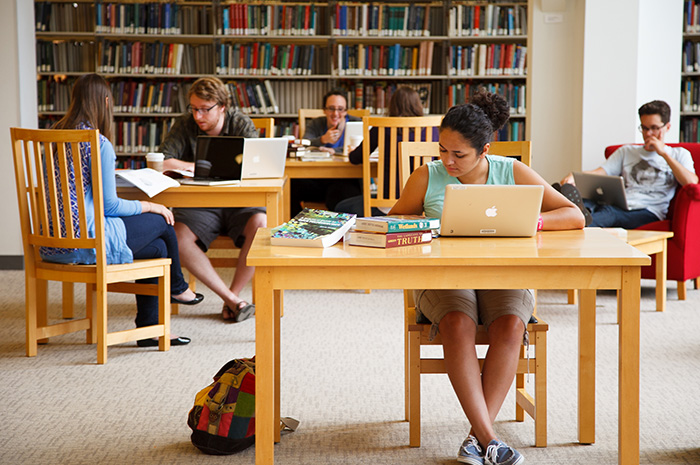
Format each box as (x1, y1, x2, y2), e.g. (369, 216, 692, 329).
(440, 184, 544, 237)
(341, 121, 363, 155)
(181, 136, 244, 186)
(240, 137, 288, 179)
(573, 172, 629, 210)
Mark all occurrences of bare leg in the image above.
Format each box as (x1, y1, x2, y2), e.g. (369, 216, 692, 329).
(440, 312, 524, 447)
(440, 312, 495, 444)
(174, 222, 243, 310)
(229, 212, 266, 296)
(481, 315, 525, 424)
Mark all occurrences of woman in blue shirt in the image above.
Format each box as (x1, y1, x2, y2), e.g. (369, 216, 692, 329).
(44, 74, 202, 347)
(390, 90, 584, 465)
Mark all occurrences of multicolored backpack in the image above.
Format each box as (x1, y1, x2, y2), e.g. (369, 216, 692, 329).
(187, 358, 257, 455)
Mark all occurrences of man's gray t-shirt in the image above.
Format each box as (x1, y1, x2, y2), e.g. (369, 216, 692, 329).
(600, 144, 695, 220)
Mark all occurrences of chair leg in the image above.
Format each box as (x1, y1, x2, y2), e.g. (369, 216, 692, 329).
(37, 279, 49, 345)
(534, 330, 548, 447)
(408, 328, 421, 447)
(678, 280, 687, 300)
(567, 289, 578, 305)
(515, 345, 526, 422)
(25, 275, 38, 357)
(695, 277, 699, 289)
(96, 283, 109, 365)
(158, 269, 171, 352)
(86, 283, 96, 344)
(62, 282, 74, 319)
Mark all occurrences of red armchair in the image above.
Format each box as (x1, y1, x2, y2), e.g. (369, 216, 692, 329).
(605, 143, 700, 299)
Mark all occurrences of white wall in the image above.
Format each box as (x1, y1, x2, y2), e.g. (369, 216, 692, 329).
(530, 0, 683, 181)
(580, 0, 683, 169)
(529, 0, 586, 182)
(636, 0, 684, 143)
(0, 0, 37, 261)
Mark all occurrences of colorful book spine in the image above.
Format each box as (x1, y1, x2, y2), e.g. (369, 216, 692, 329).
(345, 230, 432, 248)
(354, 216, 440, 233)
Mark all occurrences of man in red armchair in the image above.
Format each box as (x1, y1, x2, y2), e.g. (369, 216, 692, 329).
(560, 100, 698, 228)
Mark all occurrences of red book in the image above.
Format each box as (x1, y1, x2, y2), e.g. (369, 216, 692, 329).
(345, 230, 433, 248)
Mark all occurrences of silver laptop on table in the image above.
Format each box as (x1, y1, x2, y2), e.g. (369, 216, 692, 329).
(440, 184, 545, 237)
(240, 137, 288, 179)
(573, 172, 629, 210)
(181, 136, 244, 186)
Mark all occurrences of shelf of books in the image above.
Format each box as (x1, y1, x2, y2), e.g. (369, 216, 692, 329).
(35, 0, 530, 156)
(682, 1, 700, 141)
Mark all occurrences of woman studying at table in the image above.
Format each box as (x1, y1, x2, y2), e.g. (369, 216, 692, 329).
(389, 90, 584, 465)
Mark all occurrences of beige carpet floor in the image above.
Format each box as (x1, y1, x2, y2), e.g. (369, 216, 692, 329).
(1, 269, 699, 464)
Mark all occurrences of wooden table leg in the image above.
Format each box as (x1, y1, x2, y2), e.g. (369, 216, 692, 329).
(255, 268, 276, 465)
(655, 243, 668, 312)
(578, 289, 596, 444)
(619, 266, 640, 465)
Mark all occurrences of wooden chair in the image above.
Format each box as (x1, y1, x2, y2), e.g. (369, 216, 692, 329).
(10, 127, 171, 364)
(298, 108, 369, 139)
(251, 117, 275, 138)
(489, 140, 532, 167)
(362, 115, 443, 216)
(398, 140, 547, 447)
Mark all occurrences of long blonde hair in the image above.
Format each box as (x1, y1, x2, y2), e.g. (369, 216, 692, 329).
(53, 74, 113, 141)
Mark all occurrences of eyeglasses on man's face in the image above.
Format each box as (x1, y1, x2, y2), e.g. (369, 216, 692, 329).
(187, 103, 219, 115)
(324, 106, 347, 114)
(638, 123, 667, 133)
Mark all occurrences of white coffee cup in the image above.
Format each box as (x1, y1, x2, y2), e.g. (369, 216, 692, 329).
(146, 152, 164, 172)
(349, 135, 363, 151)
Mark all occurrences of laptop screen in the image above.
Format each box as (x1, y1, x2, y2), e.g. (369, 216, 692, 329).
(194, 136, 245, 181)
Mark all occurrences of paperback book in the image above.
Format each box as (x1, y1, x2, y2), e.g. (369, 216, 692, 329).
(270, 208, 356, 248)
(115, 168, 180, 197)
(345, 229, 433, 248)
(354, 215, 440, 233)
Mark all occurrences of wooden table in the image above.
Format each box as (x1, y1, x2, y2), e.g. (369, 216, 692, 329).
(247, 228, 650, 465)
(283, 157, 363, 220)
(118, 178, 286, 227)
(567, 229, 673, 312)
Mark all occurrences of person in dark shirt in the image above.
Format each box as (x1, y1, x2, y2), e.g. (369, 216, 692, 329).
(160, 77, 261, 323)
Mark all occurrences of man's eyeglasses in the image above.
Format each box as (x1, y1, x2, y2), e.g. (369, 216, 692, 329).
(638, 124, 667, 133)
(187, 103, 219, 115)
(324, 106, 347, 113)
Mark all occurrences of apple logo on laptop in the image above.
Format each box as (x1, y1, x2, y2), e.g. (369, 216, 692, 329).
(485, 206, 498, 217)
(596, 187, 604, 196)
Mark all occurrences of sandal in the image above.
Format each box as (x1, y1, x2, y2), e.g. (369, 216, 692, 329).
(222, 301, 256, 323)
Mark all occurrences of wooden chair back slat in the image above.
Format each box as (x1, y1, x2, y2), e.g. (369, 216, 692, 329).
(362, 115, 442, 217)
(252, 117, 274, 138)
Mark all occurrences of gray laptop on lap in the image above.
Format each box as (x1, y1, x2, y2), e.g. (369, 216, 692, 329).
(573, 172, 629, 210)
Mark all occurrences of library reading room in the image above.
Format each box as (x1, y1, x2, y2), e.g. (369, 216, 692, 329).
(2, 1, 700, 465)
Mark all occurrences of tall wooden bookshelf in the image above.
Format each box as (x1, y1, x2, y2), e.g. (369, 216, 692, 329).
(35, 0, 531, 161)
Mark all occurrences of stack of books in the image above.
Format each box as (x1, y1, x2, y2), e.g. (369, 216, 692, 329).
(345, 215, 439, 248)
(287, 138, 311, 158)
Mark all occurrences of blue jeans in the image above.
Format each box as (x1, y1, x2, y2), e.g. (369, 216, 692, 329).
(334, 194, 386, 217)
(584, 200, 659, 229)
(122, 213, 189, 328)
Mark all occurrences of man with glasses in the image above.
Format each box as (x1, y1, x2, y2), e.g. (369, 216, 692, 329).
(290, 89, 362, 216)
(160, 77, 262, 323)
(304, 89, 361, 153)
(558, 100, 697, 228)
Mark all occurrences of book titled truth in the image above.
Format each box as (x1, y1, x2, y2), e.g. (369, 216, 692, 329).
(270, 208, 356, 248)
(345, 230, 433, 248)
(353, 215, 440, 233)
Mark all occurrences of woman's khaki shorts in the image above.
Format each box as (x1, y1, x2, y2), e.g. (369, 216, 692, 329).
(413, 289, 534, 329)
